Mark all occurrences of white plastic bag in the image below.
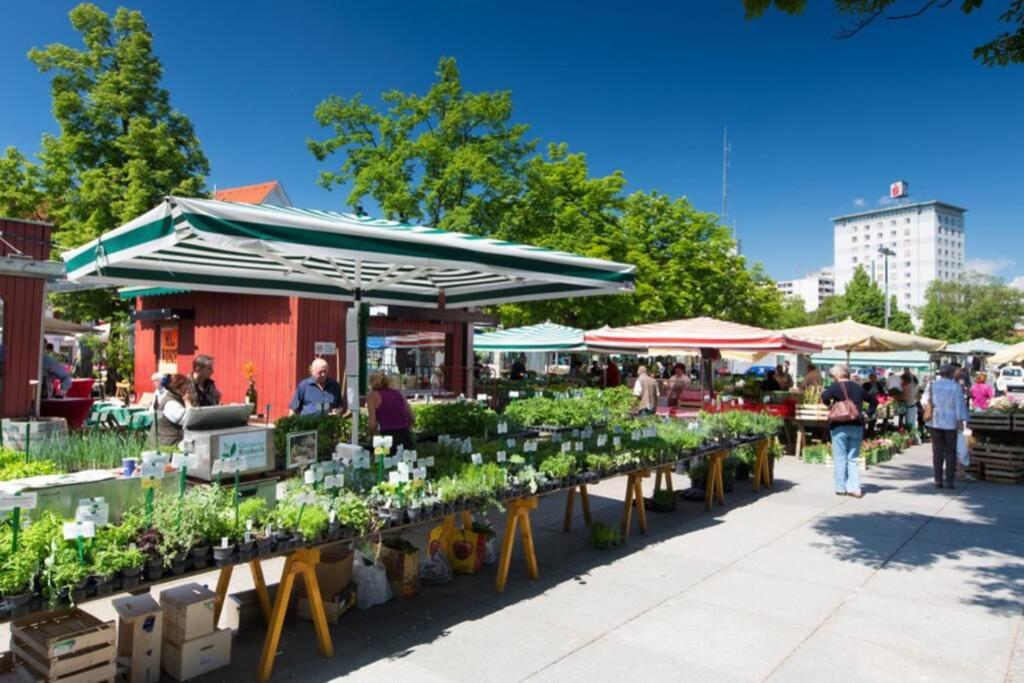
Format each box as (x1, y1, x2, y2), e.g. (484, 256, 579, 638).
(419, 547, 453, 584)
(957, 430, 970, 467)
(483, 538, 496, 565)
(353, 550, 392, 609)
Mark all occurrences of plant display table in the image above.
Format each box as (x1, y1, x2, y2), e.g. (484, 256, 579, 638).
(620, 469, 650, 539)
(495, 497, 539, 592)
(562, 484, 593, 532)
(794, 418, 829, 459)
(752, 439, 773, 492)
(704, 450, 729, 511)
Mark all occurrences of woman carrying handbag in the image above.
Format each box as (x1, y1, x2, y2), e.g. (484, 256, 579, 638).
(821, 364, 878, 498)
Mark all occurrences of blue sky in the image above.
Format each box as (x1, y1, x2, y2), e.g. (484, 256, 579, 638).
(3, 1, 1022, 285)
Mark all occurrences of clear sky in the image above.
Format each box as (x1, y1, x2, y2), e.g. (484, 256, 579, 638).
(3, 1, 1022, 285)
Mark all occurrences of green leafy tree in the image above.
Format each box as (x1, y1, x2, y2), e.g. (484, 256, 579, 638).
(16, 3, 209, 321)
(0, 148, 46, 220)
(743, 0, 1024, 67)
(812, 266, 914, 332)
(775, 295, 812, 329)
(310, 58, 785, 329)
(919, 272, 1024, 342)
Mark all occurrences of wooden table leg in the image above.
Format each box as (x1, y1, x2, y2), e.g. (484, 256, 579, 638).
(659, 465, 674, 494)
(579, 484, 592, 527)
(213, 564, 233, 624)
(753, 439, 772, 492)
(796, 425, 805, 459)
(705, 451, 727, 511)
(633, 475, 648, 534)
(653, 468, 663, 494)
(461, 510, 473, 529)
(620, 474, 636, 539)
(563, 487, 576, 532)
(495, 497, 539, 592)
(249, 559, 272, 624)
(256, 549, 332, 683)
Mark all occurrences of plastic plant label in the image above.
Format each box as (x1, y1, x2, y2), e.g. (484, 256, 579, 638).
(561, 442, 571, 453)
(407, 450, 417, 461)
(396, 444, 405, 456)
(507, 438, 516, 449)
(140, 450, 162, 465)
(246, 519, 253, 531)
(0, 492, 38, 511)
(597, 435, 607, 447)
(372, 435, 393, 449)
(304, 469, 317, 485)
(354, 454, 371, 470)
(496, 451, 507, 463)
(524, 441, 537, 453)
(170, 453, 200, 470)
(572, 429, 580, 438)
(221, 537, 229, 549)
(575, 441, 585, 452)
(139, 462, 165, 479)
(420, 457, 435, 468)
(397, 462, 411, 475)
(412, 467, 427, 480)
(476, 394, 489, 402)
(295, 492, 316, 505)
(63, 521, 95, 540)
(403, 451, 417, 463)
(471, 453, 483, 465)
(461, 439, 472, 454)
(551, 432, 561, 443)
(509, 391, 520, 398)
(497, 421, 507, 435)
(75, 500, 109, 527)
(388, 471, 401, 484)
(329, 510, 336, 524)
(613, 437, 622, 450)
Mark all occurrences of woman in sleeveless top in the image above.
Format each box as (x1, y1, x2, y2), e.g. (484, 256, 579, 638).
(157, 373, 193, 446)
(367, 372, 416, 454)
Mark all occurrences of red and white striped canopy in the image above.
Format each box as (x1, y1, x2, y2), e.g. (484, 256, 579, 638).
(585, 317, 822, 353)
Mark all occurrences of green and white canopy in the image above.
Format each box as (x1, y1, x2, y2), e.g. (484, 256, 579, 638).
(475, 322, 586, 352)
(63, 197, 635, 308)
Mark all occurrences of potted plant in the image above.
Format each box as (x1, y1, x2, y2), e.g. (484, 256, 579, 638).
(687, 460, 709, 490)
(0, 552, 37, 607)
(590, 522, 621, 550)
(650, 488, 678, 513)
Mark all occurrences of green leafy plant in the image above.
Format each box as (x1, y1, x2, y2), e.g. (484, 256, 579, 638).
(538, 454, 576, 480)
(651, 488, 677, 512)
(412, 401, 505, 437)
(0, 551, 38, 596)
(590, 522, 621, 550)
(27, 431, 147, 472)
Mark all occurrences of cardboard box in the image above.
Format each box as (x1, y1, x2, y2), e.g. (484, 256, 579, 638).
(160, 628, 232, 681)
(159, 584, 216, 647)
(219, 584, 278, 634)
(296, 584, 357, 625)
(296, 543, 353, 601)
(112, 593, 163, 683)
(377, 544, 421, 599)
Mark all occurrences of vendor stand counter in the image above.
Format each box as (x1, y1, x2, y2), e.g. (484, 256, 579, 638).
(181, 404, 275, 481)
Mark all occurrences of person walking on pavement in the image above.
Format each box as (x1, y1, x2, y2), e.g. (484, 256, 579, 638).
(821, 364, 877, 498)
(922, 363, 969, 490)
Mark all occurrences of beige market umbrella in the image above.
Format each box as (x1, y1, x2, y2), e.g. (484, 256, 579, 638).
(783, 318, 947, 355)
(989, 340, 1024, 365)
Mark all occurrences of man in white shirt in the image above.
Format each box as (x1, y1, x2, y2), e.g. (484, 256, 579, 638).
(921, 364, 969, 489)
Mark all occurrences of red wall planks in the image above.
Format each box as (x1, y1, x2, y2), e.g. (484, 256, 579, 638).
(0, 219, 52, 418)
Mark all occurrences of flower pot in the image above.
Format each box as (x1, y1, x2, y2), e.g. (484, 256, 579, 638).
(144, 558, 164, 581)
(407, 507, 422, 524)
(71, 587, 88, 605)
(121, 569, 142, 591)
(255, 538, 272, 557)
(190, 545, 211, 570)
(170, 553, 189, 576)
(92, 575, 114, 597)
(237, 541, 254, 563)
(4, 590, 33, 608)
(213, 545, 236, 567)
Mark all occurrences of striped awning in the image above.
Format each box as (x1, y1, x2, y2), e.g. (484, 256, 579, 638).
(584, 317, 822, 353)
(475, 321, 586, 352)
(63, 197, 635, 308)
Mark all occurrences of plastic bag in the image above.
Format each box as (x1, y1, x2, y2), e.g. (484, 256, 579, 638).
(353, 550, 392, 609)
(483, 538, 496, 565)
(957, 430, 970, 467)
(428, 526, 486, 574)
(419, 547, 453, 584)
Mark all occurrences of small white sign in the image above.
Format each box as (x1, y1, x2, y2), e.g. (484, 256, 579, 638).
(139, 462, 165, 479)
(496, 451, 507, 463)
(373, 435, 394, 449)
(552, 432, 562, 443)
(314, 341, 337, 355)
(63, 521, 95, 540)
(354, 454, 371, 469)
(497, 421, 507, 435)
(75, 499, 109, 527)
(613, 437, 622, 449)
(420, 457, 435, 467)
(214, 456, 244, 474)
(476, 394, 489, 402)
(561, 442, 571, 453)
(304, 469, 317, 485)
(171, 453, 200, 470)
(509, 391, 520, 398)
(471, 453, 483, 465)
(575, 441, 584, 452)
(507, 438, 516, 449)
(295, 492, 317, 505)
(397, 461, 411, 475)
(412, 467, 427, 480)
(525, 441, 537, 453)
(0, 493, 38, 511)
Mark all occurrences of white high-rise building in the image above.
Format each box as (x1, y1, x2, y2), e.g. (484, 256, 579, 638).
(833, 200, 966, 320)
(777, 268, 835, 311)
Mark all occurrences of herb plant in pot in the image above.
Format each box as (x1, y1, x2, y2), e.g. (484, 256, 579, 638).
(650, 488, 678, 513)
(0, 552, 38, 607)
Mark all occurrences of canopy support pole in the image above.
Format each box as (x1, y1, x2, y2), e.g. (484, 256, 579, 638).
(347, 291, 361, 446)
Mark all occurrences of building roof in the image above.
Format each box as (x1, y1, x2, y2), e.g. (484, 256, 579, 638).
(832, 200, 968, 222)
(214, 181, 289, 205)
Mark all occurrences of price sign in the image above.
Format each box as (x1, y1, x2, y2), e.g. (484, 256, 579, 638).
(575, 441, 584, 452)
(75, 498, 109, 527)
(471, 453, 483, 465)
(412, 467, 427, 480)
(476, 393, 489, 402)
(397, 462, 411, 475)
(372, 435, 393, 450)
(0, 492, 37, 511)
(63, 521, 95, 540)
(496, 451, 507, 463)
(388, 470, 410, 484)
(139, 462, 165, 479)
(506, 438, 516, 449)
(420, 456, 435, 468)
(171, 453, 200, 470)
(525, 441, 537, 453)
(597, 435, 607, 448)
(295, 492, 317, 506)
(561, 442, 571, 453)
(613, 436, 622, 450)
(304, 469, 317, 485)
(497, 421, 507, 435)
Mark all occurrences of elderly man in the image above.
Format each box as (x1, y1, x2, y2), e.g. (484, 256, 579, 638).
(41, 347, 73, 398)
(632, 365, 659, 416)
(922, 363, 969, 489)
(289, 358, 347, 416)
(190, 355, 221, 407)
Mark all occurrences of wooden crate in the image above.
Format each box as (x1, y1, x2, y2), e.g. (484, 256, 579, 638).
(970, 441, 1024, 485)
(795, 406, 829, 421)
(968, 412, 1013, 432)
(11, 609, 115, 683)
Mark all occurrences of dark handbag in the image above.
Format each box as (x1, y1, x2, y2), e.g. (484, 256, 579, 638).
(828, 381, 861, 423)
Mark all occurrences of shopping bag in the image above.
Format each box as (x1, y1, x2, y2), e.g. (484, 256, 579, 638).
(419, 548, 453, 584)
(956, 430, 970, 467)
(428, 525, 486, 574)
(353, 550, 392, 609)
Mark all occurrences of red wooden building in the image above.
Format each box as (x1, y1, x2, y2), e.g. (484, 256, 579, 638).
(131, 292, 485, 420)
(0, 217, 62, 418)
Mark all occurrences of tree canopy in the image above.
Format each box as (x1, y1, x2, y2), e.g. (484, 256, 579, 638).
(7, 3, 210, 321)
(310, 57, 786, 329)
(811, 266, 915, 332)
(918, 272, 1024, 342)
(743, 0, 1024, 67)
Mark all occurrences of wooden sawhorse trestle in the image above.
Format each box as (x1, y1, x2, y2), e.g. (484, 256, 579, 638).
(562, 484, 592, 532)
(495, 496, 539, 592)
(752, 438, 773, 492)
(213, 550, 335, 683)
(652, 464, 675, 495)
(704, 450, 728, 511)
(621, 469, 650, 540)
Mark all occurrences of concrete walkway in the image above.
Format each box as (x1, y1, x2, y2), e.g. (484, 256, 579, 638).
(6, 444, 1023, 682)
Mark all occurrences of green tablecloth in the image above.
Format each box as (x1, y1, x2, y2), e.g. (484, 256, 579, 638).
(87, 404, 153, 429)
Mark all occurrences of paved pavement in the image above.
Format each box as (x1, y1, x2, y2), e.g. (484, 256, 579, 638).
(5, 443, 1023, 682)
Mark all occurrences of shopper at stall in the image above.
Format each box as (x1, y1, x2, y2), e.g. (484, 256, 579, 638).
(799, 363, 823, 389)
(953, 366, 973, 406)
(971, 372, 994, 411)
(922, 363, 969, 489)
(901, 369, 921, 437)
(289, 358, 346, 416)
(509, 354, 527, 381)
(190, 355, 221, 407)
(667, 363, 691, 403)
(606, 359, 621, 388)
(777, 363, 794, 390)
(41, 350, 73, 398)
(760, 369, 781, 392)
(367, 372, 415, 453)
(157, 373, 192, 446)
(633, 365, 659, 415)
(821, 364, 876, 498)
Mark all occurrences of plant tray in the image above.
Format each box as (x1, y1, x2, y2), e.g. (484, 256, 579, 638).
(968, 412, 1014, 432)
(11, 609, 115, 683)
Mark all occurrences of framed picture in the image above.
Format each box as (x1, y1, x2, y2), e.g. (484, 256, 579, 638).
(286, 430, 318, 469)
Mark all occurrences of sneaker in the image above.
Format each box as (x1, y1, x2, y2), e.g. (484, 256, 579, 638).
(847, 491, 864, 499)
(835, 492, 847, 496)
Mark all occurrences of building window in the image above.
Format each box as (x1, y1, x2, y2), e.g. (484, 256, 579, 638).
(905, 218, 910, 224)
(865, 234, 870, 241)
(905, 293, 911, 300)
(877, 233, 883, 240)
(852, 257, 858, 263)
(905, 261, 911, 267)
(852, 236, 857, 243)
